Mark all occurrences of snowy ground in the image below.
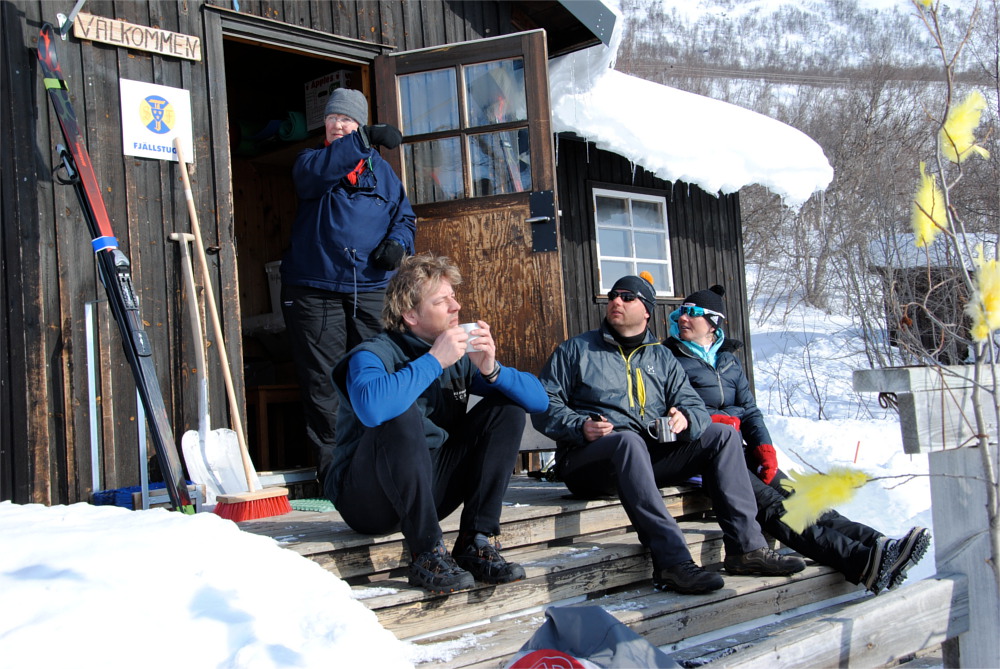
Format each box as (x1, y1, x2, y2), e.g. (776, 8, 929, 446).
(0, 283, 936, 669)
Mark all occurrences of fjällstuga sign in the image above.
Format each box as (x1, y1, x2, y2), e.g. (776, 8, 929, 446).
(72, 12, 202, 61)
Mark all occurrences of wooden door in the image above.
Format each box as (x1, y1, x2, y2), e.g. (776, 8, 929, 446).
(375, 31, 566, 374)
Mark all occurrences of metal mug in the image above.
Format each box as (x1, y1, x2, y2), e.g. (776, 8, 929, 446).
(646, 416, 677, 443)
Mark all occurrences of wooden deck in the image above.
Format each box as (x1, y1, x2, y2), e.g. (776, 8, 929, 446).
(238, 476, 967, 667)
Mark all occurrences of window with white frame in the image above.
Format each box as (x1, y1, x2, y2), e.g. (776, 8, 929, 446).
(592, 188, 673, 295)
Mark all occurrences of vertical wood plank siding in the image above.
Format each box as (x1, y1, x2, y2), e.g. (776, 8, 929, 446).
(554, 135, 754, 382)
(1, 0, 573, 503)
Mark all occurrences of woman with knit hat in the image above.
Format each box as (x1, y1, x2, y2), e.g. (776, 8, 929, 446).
(281, 88, 415, 487)
(665, 285, 930, 594)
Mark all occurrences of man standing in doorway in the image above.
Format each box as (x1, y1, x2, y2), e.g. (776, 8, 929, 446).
(281, 88, 415, 479)
(532, 274, 805, 594)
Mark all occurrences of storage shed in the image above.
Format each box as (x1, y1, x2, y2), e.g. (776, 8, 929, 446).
(1, 0, 831, 505)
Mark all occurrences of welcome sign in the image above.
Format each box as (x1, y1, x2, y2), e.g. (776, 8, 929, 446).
(119, 79, 193, 162)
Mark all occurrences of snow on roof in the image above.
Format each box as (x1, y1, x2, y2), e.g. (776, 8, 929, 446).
(547, 5, 834, 208)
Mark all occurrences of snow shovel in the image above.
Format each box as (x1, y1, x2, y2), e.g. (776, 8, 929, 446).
(170, 232, 258, 506)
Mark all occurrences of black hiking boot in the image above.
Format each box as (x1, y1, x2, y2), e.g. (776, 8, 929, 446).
(862, 536, 902, 595)
(408, 541, 475, 594)
(652, 560, 725, 594)
(885, 527, 931, 591)
(452, 532, 526, 584)
(724, 547, 807, 576)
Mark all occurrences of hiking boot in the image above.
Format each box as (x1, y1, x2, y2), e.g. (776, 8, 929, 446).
(862, 536, 902, 595)
(452, 532, 526, 584)
(652, 560, 725, 594)
(885, 527, 931, 591)
(724, 547, 807, 576)
(408, 541, 475, 594)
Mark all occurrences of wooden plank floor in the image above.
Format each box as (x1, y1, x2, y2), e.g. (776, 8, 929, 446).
(238, 476, 869, 667)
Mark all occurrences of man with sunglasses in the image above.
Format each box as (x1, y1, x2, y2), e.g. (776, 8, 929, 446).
(533, 275, 805, 595)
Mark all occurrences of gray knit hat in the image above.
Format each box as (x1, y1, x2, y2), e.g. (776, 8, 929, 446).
(324, 88, 369, 126)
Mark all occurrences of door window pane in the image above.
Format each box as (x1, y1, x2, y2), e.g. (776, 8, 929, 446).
(403, 138, 463, 205)
(593, 188, 673, 295)
(398, 69, 459, 135)
(470, 129, 531, 196)
(465, 59, 527, 127)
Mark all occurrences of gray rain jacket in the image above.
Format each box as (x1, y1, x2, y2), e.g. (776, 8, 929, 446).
(532, 322, 711, 465)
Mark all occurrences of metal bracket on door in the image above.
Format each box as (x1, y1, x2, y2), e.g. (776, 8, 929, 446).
(528, 190, 556, 252)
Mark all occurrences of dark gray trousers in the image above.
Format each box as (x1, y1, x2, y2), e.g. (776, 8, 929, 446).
(330, 395, 526, 557)
(559, 423, 766, 568)
(281, 284, 384, 475)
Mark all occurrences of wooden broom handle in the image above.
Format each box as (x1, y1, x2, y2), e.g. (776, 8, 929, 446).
(173, 138, 258, 492)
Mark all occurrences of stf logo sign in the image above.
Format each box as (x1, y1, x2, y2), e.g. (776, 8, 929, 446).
(120, 79, 193, 162)
(140, 95, 174, 134)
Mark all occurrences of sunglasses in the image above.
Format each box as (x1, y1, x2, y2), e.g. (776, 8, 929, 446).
(679, 305, 723, 319)
(607, 290, 639, 302)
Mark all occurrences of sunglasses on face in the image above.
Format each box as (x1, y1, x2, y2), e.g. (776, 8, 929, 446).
(679, 305, 722, 319)
(607, 290, 639, 302)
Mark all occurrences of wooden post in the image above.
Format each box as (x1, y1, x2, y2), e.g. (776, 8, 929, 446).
(854, 366, 1000, 666)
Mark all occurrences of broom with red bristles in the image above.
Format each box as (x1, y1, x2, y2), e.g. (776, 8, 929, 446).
(174, 138, 291, 521)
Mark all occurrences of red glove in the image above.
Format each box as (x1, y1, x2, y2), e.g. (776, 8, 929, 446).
(711, 414, 741, 431)
(752, 444, 778, 484)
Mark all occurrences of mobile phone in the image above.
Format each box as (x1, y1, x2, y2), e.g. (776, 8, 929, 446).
(589, 413, 604, 422)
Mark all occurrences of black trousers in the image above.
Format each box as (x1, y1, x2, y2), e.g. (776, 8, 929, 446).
(281, 284, 384, 476)
(559, 423, 767, 568)
(329, 395, 526, 557)
(749, 469, 883, 583)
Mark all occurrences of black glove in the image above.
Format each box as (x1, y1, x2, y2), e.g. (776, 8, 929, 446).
(370, 239, 405, 271)
(362, 124, 403, 150)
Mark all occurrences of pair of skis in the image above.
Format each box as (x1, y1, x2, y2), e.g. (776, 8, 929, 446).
(37, 23, 194, 513)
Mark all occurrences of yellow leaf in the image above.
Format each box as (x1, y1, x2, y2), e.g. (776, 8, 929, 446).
(911, 162, 947, 247)
(940, 91, 990, 163)
(966, 245, 1000, 342)
(780, 467, 870, 533)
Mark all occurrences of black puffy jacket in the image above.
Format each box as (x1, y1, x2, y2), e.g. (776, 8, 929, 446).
(664, 337, 772, 449)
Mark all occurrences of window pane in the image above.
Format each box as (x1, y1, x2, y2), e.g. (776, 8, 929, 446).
(403, 138, 463, 205)
(398, 69, 459, 135)
(600, 260, 633, 291)
(470, 129, 531, 196)
(598, 228, 631, 257)
(635, 231, 668, 260)
(636, 263, 670, 291)
(465, 59, 527, 127)
(632, 200, 665, 229)
(595, 196, 628, 227)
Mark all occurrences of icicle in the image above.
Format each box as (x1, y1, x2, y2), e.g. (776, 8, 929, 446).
(630, 160, 637, 185)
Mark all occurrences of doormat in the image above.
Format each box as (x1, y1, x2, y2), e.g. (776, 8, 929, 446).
(290, 498, 335, 512)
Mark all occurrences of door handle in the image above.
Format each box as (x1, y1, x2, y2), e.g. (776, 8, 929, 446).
(526, 216, 552, 224)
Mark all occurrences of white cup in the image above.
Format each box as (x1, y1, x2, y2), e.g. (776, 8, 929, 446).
(459, 322, 480, 352)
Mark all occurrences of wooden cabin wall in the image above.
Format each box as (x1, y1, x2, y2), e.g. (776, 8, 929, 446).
(554, 135, 755, 380)
(1, 0, 582, 504)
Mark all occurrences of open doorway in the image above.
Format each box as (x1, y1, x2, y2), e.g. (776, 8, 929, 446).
(222, 37, 369, 471)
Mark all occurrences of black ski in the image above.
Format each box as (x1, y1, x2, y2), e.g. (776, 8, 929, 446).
(37, 23, 194, 514)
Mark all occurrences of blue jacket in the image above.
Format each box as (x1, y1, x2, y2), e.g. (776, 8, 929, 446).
(327, 330, 548, 503)
(664, 336, 773, 449)
(532, 322, 711, 462)
(281, 131, 416, 293)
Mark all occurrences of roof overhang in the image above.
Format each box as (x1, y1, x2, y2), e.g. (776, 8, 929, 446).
(511, 1, 618, 57)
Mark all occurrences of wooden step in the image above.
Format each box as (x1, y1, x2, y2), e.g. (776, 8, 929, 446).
(356, 524, 725, 639)
(410, 564, 863, 668)
(670, 573, 968, 668)
(238, 477, 713, 581)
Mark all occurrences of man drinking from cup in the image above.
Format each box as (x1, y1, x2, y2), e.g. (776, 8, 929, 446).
(532, 274, 805, 594)
(327, 253, 547, 595)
